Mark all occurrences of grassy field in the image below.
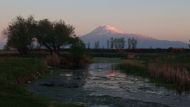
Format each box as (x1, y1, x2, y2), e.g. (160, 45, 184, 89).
(0, 57, 86, 107)
(119, 53, 190, 93)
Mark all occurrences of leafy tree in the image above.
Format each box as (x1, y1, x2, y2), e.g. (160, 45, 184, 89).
(70, 37, 85, 57)
(70, 37, 86, 68)
(37, 19, 75, 54)
(5, 16, 36, 54)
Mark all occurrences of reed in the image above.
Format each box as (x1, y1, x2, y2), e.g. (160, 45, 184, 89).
(148, 63, 190, 92)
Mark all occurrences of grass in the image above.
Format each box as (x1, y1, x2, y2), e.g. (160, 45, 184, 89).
(119, 59, 148, 77)
(119, 53, 190, 93)
(0, 57, 86, 107)
(0, 57, 47, 83)
(148, 63, 190, 93)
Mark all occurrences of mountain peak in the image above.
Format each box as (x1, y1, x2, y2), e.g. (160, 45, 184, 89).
(101, 25, 122, 32)
(90, 25, 123, 35)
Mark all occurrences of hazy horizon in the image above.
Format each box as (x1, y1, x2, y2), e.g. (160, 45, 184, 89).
(0, 0, 190, 43)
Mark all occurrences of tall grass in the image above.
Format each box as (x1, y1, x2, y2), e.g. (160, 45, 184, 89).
(120, 53, 190, 93)
(148, 63, 190, 92)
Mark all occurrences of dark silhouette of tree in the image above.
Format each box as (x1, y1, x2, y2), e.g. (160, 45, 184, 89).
(110, 37, 114, 49)
(87, 42, 90, 49)
(131, 37, 137, 49)
(94, 41, 100, 49)
(4, 16, 85, 56)
(108, 37, 125, 49)
(128, 38, 132, 49)
(128, 37, 137, 49)
(37, 19, 75, 54)
(70, 37, 86, 68)
(5, 16, 36, 54)
(107, 40, 110, 49)
(121, 38, 125, 49)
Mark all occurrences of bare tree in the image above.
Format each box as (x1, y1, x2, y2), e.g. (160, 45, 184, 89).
(87, 42, 90, 49)
(107, 40, 110, 49)
(110, 37, 114, 49)
(94, 41, 100, 49)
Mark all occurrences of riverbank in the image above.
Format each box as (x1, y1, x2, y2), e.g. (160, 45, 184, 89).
(0, 56, 86, 107)
(28, 57, 176, 107)
(119, 53, 190, 93)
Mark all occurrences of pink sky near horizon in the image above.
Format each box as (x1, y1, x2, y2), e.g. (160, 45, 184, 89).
(0, 0, 190, 43)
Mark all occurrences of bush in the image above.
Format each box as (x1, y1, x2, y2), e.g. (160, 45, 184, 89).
(45, 53, 61, 67)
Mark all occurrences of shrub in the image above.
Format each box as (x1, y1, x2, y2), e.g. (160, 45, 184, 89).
(45, 53, 60, 67)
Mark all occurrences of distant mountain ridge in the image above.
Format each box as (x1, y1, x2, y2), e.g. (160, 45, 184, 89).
(80, 25, 188, 49)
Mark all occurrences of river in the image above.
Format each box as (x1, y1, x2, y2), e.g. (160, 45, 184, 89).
(28, 58, 190, 107)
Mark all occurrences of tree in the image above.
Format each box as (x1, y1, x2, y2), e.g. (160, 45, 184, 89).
(131, 37, 137, 49)
(110, 37, 114, 49)
(128, 38, 132, 49)
(5, 16, 36, 54)
(94, 41, 100, 49)
(107, 40, 110, 49)
(87, 42, 90, 49)
(70, 37, 86, 68)
(128, 37, 137, 49)
(36, 19, 75, 54)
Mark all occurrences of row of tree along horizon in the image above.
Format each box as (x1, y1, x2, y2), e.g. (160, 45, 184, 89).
(86, 37, 137, 49)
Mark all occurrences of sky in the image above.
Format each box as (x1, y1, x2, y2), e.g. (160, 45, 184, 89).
(0, 0, 190, 42)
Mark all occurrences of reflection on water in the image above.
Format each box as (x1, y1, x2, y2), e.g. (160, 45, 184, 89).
(28, 58, 190, 107)
(40, 70, 88, 88)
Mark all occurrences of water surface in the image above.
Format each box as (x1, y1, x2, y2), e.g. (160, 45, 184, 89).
(28, 58, 190, 107)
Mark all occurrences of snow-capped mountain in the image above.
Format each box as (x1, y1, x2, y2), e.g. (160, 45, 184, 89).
(80, 25, 188, 49)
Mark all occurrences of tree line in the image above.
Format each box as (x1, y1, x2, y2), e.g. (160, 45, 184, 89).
(86, 37, 138, 49)
(4, 16, 84, 55)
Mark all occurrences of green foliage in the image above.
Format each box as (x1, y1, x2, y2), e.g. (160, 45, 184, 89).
(0, 57, 47, 107)
(0, 57, 47, 82)
(0, 57, 86, 107)
(119, 59, 148, 77)
(4, 16, 79, 55)
(69, 37, 88, 69)
(70, 37, 86, 58)
(5, 16, 36, 54)
(37, 19, 75, 54)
